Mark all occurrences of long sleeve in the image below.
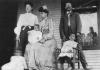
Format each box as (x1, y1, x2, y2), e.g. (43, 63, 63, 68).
(44, 19, 54, 39)
(23, 58, 27, 69)
(76, 13, 82, 33)
(49, 19, 54, 36)
(14, 15, 23, 36)
(59, 17, 66, 41)
(35, 16, 39, 25)
(38, 32, 42, 41)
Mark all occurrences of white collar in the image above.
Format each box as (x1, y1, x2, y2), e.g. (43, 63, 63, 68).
(67, 11, 72, 14)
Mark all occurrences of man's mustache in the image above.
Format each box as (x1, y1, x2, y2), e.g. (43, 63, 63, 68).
(66, 7, 71, 10)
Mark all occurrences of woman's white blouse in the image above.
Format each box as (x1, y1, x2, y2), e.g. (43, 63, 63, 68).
(14, 13, 39, 36)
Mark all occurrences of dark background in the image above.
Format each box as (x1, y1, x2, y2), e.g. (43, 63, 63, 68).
(0, 0, 18, 67)
(0, 0, 99, 68)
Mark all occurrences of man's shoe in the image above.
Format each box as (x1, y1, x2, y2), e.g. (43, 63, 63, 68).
(71, 68, 75, 70)
(84, 68, 89, 70)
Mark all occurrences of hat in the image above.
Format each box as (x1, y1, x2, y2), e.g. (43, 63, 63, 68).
(38, 5, 49, 14)
(65, 3, 72, 10)
(24, 0, 33, 7)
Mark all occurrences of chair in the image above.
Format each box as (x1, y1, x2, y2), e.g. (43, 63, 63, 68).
(72, 47, 80, 69)
(56, 46, 81, 69)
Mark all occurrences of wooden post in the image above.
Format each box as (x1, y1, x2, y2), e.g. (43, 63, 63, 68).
(97, 1, 100, 49)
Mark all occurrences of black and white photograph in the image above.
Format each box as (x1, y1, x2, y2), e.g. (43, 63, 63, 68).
(0, 0, 99, 70)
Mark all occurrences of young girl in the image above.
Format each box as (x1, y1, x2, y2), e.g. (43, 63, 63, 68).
(58, 34, 78, 70)
(59, 34, 78, 58)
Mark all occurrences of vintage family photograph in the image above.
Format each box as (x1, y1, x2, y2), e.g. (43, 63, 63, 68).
(0, 0, 99, 70)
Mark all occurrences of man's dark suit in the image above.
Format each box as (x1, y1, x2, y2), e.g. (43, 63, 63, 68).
(59, 12, 82, 42)
(59, 12, 89, 70)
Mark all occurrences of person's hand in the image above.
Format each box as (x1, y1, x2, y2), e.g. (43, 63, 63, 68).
(43, 34, 47, 40)
(62, 36, 66, 42)
(39, 39, 45, 43)
(67, 50, 73, 53)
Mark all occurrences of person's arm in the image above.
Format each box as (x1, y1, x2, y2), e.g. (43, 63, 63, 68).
(76, 13, 82, 33)
(14, 15, 23, 39)
(23, 58, 27, 69)
(35, 16, 39, 24)
(38, 32, 42, 41)
(59, 17, 66, 42)
(43, 19, 54, 40)
(77, 43, 82, 51)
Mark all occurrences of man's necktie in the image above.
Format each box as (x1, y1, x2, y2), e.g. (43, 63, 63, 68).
(67, 13, 73, 38)
(68, 14, 71, 26)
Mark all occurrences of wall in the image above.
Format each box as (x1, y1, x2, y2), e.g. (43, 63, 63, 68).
(97, 1, 100, 49)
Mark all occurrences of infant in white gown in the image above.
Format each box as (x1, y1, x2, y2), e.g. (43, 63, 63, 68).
(28, 24, 42, 45)
(28, 30, 42, 44)
(1, 53, 27, 70)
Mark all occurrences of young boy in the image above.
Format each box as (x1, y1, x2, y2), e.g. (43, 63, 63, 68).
(58, 34, 78, 70)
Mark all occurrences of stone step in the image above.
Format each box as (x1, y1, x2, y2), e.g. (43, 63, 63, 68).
(87, 61, 100, 63)
(78, 50, 100, 69)
(90, 69, 100, 70)
(83, 50, 100, 54)
(75, 65, 100, 69)
(86, 57, 100, 60)
(58, 50, 100, 70)
(63, 63, 100, 69)
(85, 55, 100, 58)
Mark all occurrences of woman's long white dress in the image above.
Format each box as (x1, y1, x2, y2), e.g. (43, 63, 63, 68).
(25, 17, 57, 70)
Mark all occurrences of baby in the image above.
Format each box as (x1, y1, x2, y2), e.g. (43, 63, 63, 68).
(28, 24, 42, 44)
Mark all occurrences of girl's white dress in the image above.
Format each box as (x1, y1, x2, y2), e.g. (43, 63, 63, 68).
(58, 40, 78, 58)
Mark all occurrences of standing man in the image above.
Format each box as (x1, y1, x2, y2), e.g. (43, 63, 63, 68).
(14, 1, 39, 55)
(59, 2, 88, 70)
(59, 2, 82, 42)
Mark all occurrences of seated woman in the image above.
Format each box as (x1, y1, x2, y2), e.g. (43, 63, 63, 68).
(24, 5, 57, 70)
(58, 34, 77, 70)
(24, 24, 42, 70)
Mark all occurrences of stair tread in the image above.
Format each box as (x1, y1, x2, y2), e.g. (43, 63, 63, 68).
(63, 50, 100, 69)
